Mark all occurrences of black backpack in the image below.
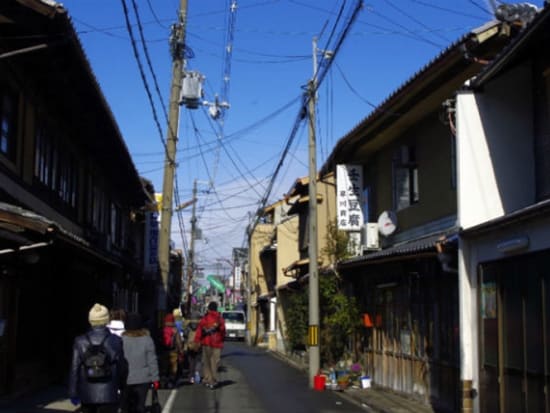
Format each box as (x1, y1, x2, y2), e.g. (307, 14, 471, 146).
(80, 333, 112, 382)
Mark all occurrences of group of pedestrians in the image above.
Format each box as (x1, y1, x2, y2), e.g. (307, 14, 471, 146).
(68, 301, 226, 412)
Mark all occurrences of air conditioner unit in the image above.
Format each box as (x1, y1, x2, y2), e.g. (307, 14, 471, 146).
(362, 223, 380, 250)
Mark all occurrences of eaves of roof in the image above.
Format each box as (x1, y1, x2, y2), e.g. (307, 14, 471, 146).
(286, 194, 323, 215)
(263, 199, 286, 214)
(4, 1, 147, 205)
(285, 176, 310, 198)
(0, 202, 120, 266)
(471, 5, 550, 88)
(338, 227, 458, 269)
(460, 198, 550, 238)
(319, 20, 511, 176)
(282, 257, 310, 278)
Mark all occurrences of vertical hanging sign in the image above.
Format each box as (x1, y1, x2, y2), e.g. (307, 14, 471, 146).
(144, 211, 159, 275)
(336, 164, 364, 231)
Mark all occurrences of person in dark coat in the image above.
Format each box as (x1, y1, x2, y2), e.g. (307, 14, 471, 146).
(69, 303, 128, 413)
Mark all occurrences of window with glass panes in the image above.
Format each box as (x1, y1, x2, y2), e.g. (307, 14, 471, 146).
(393, 145, 419, 211)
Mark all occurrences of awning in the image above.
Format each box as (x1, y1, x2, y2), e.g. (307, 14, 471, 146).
(282, 257, 310, 278)
(339, 228, 459, 269)
(287, 194, 323, 215)
(260, 243, 276, 256)
(276, 280, 300, 291)
(257, 291, 275, 301)
(0, 202, 120, 267)
(0, 241, 51, 257)
(461, 198, 550, 237)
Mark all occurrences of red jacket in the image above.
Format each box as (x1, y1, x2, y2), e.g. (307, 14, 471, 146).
(194, 310, 225, 348)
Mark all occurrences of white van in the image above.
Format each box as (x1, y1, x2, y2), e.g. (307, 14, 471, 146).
(221, 310, 246, 341)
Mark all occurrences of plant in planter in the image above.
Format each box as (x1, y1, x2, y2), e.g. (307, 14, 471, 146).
(336, 374, 351, 389)
(284, 288, 308, 351)
(349, 362, 363, 385)
(319, 220, 362, 367)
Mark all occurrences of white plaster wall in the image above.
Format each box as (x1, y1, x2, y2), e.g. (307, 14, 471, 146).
(456, 63, 536, 413)
(458, 238, 480, 412)
(456, 64, 534, 230)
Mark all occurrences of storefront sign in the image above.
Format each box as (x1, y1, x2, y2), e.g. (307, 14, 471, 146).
(144, 211, 159, 274)
(336, 164, 364, 231)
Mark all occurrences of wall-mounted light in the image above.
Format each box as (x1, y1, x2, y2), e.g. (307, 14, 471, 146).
(496, 236, 529, 254)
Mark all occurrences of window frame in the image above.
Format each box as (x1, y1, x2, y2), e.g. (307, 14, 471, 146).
(392, 144, 419, 211)
(34, 118, 78, 209)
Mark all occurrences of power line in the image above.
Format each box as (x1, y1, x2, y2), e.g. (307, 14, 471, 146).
(407, 0, 486, 20)
(382, 0, 451, 43)
(120, 0, 169, 158)
(364, 4, 444, 49)
(201, 109, 267, 197)
(334, 62, 378, 109)
(467, 0, 493, 15)
(247, 0, 364, 236)
(219, 0, 238, 120)
(187, 113, 248, 223)
(146, 0, 170, 29)
(130, 0, 169, 122)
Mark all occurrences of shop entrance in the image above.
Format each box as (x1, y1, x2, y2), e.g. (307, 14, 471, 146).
(479, 250, 550, 413)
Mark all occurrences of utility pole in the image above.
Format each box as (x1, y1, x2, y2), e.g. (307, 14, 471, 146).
(158, 0, 188, 311)
(307, 36, 320, 387)
(185, 179, 197, 316)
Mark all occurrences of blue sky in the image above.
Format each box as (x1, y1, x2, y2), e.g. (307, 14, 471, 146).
(59, 0, 543, 275)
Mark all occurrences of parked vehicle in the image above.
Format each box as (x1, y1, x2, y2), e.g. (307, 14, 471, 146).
(221, 310, 246, 341)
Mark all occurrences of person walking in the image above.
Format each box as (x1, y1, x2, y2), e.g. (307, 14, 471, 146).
(184, 314, 202, 384)
(120, 313, 159, 413)
(68, 303, 128, 413)
(161, 313, 184, 388)
(194, 302, 225, 389)
(107, 308, 126, 337)
(172, 307, 185, 378)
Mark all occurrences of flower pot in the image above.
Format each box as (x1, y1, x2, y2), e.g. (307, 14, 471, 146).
(361, 376, 372, 389)
(313, 374, 326, 391)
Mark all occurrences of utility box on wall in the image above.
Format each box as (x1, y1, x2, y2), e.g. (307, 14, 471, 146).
(362, 223, 380, 250)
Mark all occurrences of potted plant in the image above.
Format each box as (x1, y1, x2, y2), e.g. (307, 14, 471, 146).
(349, 362, 363, 386)
(336, 374, 351, 390)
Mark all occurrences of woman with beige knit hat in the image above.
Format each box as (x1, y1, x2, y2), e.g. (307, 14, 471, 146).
(68, 303, 128, 413)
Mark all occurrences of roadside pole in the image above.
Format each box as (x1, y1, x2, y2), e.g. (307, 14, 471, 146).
(185, 179, 197, 315)
(307, 36, 320, 388)
(158, 0, 188, 312)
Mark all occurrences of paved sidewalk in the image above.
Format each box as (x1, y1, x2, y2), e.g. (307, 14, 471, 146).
(338, 385, 436, 413)
(268, 349, 437, 413)
(0, 385, 77, 413)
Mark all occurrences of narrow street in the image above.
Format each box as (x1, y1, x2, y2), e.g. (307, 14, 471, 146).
(157, 341, 366, 413)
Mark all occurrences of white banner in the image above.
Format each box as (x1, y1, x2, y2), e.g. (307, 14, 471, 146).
(336, 164, 364, 231)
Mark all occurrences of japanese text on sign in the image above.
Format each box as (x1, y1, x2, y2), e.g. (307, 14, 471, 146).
(144, 211, 159, 273)
(336, 164, 364, 231)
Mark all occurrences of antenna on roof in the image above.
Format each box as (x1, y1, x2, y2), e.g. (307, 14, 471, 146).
(492, 2, 538, 26)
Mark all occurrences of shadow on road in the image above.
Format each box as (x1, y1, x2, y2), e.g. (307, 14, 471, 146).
(221, 350, 268, 358)
(215, 379, 236, 389)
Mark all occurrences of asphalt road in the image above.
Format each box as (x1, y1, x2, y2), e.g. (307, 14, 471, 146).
(158, 341, 367, 413)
